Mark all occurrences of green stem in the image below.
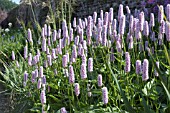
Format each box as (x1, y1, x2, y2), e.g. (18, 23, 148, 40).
(107, 57, 135, 113)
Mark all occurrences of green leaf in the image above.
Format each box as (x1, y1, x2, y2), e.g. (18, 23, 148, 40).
(163, 44, 170, 66)
(141, 96, 155, 113)
(27, 107, 41, 113)
(148, 48, 170, 101)
(142, 87, 148, 96)
(107, 55, 136, 113)
(48, 95, 61, 102)
(161, 81, 170, 101)
(161, 62, 170, 69)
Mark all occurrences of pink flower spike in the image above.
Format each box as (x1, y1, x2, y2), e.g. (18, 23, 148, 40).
(80, 64, 87, 79)
(69, 65, 75, 84)
(98, 74, 102, 87)
(62, 55, 68, 68)
(88, 58, 93, 72)
(102, 87, 108, 104)
(74, 83, 80, 96)
(142, 59, 149, 81)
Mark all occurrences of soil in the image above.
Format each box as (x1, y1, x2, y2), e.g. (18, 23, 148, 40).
(0, 85, 11, 113)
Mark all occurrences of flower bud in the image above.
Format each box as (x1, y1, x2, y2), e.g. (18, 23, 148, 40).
(47, 25, 51, 37)
(143, 21, 149, 37)
(24, 45, 28, 59)
(46, 47, 50, 55)
(82, 55, 87, 65)
(62, 55, 68, 68)
(74, 83, 80, 96)
(102, 87, 108, 104)
(116, 40, 121, 53)
(62, 19, 67, 31)
(128, 35, 133, 49)
(154, 61, 159, 77)
(64, 69, 69, 77)
(23, 70, 28, 84)
(88, 92, 92, 97)
(12, 51, 15, 61)
(63, 26, 68, 38)
(136, 60, 141, 74)
(83, 40, 87, 50)
(57, 29, 61, 39)
(69, 28, 73, 42)
(161, 20, 165, 34)
(125, 52, 131, 73)
(100, 10, 103, 23)
(74, 36, 79, 46)
(93, 12, 97, 24)
(72, 45, 77, 59)
(110, 47, 115, 62)
(78, 44, 83, 56)
(28, 53, 32, 66)
(145, 41, 148, 50)
(42, 38, 47, 52)
(166, 4, 170, 21)
(47, 55, 52, 66)
(150, 13, 155, 27)
(102, 25, 107, 46)
(80, 64, 87, 79)
(52, 30, 57, 42)
(66, 52, 69, 63)
(158, 5, 164, 23)
(28, 28, 33, 42)
(109, 8, 113, 23)
(165, 21, 170, 42)
(112, 19, 117, 31)
(79, 18, 83, 29)
(60, 107, 67, 113)
(44, 24, 47, 36)
(32, 55, 37, 65)
(37, 78, 42, 89)
(48, 37, 51, 47)
(69, 65, 75, 84)
(52, 49, 56, 59)
(42, 75, 46, 84)
(73, 17, 76, 28)
(118, 4, 124, 22)
(129, 15, 134, 34)
(97, 27, 102, 44)
(57, 45, 62, 55)
(142, 59, 149, 81)
(86, 16, 92, 38)
(32, 71, 36, 83)
(35, 68, 38, 78)
(126, 6, 131, 15)
(41, 90, 46, 104)
(39, 66, 43, 77)
(103, 12, 108, 26)
(139, 12, 144, 31)
(88, 58, 93, 72)
(79, 29, 84, 43)
(98, 74, 102, 87)
(84, 18, 88, 27)
(42, 84, 46, 91)
(119, 15, 125, 35)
